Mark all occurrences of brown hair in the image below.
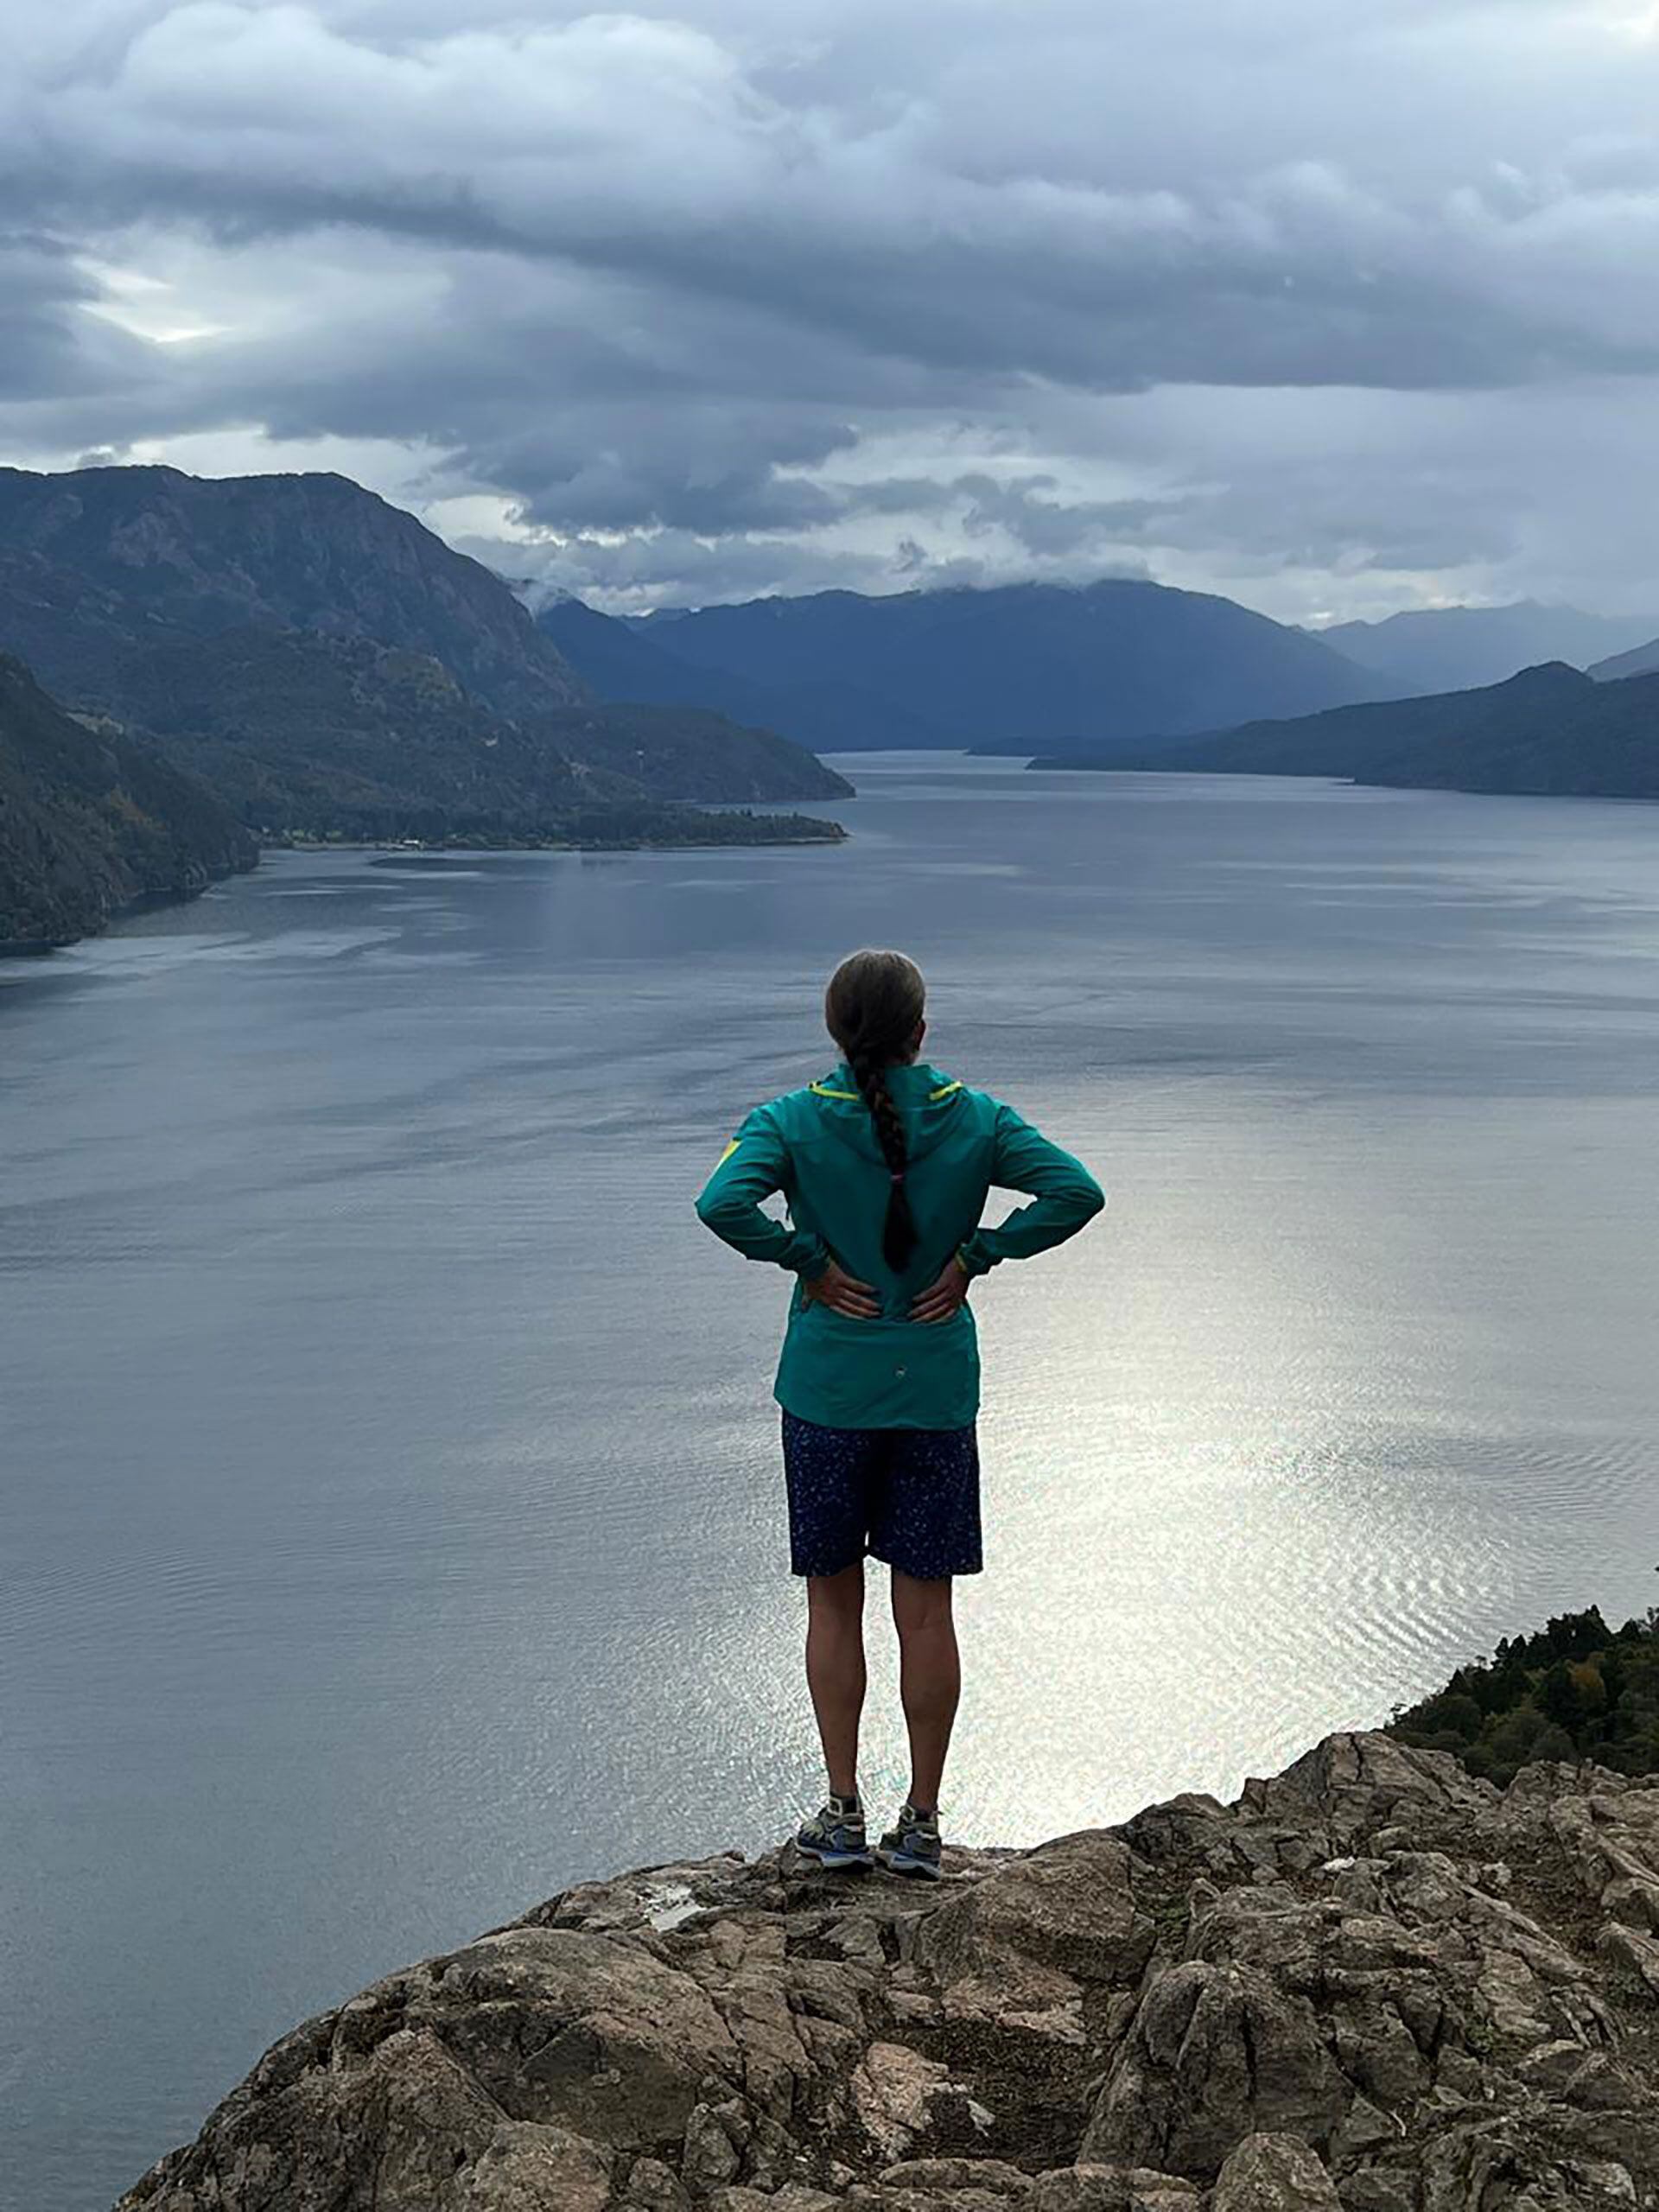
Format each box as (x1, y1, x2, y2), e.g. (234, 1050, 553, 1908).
(823, 949, 925, 1268)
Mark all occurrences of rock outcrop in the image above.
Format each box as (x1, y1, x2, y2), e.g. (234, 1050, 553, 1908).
(115, 1732, 1659, 2212)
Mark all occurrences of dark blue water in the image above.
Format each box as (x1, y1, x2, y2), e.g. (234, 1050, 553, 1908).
(5, 754, 1659, 2209)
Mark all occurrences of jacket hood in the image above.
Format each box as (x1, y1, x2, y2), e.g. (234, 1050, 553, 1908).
(807, 1062, 969, 1164)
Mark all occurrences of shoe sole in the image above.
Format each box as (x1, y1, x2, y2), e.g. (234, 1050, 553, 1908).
(795, 1843, 874, 1872)
(875, 1848, 942, 1880)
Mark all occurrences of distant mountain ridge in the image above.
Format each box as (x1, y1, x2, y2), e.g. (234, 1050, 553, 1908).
(536, 592, 952, 750)
(1313, 601, 1659, 695)
(541, 578, 1391, 750)
(1033, 659, 1659, 801)
(1590, 635, 1659, 683)
(0, 653, 255, 950)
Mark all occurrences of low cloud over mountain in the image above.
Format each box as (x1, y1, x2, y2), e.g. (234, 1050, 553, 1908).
(7, 3, 1659, 618)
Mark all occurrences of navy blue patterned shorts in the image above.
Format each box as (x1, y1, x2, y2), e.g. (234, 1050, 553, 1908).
(780, 1411, 982, 1580)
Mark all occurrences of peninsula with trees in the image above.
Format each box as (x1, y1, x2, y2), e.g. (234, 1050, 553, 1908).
(0, 466, 850, 950)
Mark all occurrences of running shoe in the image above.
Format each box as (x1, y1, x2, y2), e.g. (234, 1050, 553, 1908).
(795, 1794, 874, 1871)
(876, 1802, 943, 1879)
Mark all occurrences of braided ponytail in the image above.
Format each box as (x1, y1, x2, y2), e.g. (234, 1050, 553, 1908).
(824, 949, 926, 1270)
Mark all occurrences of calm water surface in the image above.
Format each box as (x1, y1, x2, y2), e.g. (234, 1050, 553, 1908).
(5, 754, 1659, 2209)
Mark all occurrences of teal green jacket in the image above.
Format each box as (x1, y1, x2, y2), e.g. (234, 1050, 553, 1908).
(695, 1063, 1104, 1429)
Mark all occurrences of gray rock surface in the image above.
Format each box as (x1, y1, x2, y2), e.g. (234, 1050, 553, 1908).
(115, 1732, 1659, 2212)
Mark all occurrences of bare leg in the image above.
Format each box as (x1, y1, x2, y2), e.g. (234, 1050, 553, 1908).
(805, 1562, 867, 1799)
(890, 1570, 960, 1811)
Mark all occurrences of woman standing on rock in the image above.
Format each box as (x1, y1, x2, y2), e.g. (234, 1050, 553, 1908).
(695, 948, 1104, 1878)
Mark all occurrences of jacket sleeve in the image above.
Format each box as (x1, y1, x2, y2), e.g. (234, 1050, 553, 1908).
(957, 1102, 1105, 1277)
(694, 1106, 830, 1277)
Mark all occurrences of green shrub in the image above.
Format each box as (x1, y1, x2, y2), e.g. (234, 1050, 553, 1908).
(1388, 1603, 1659, 1784)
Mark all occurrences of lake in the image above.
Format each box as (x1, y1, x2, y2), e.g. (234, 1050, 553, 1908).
(5, 753, 1659, 2209)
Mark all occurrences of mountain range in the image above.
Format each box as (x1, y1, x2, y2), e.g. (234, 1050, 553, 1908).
(1033, 659, 1659, 801)
(7, 458, 1658, 952)
(0, 467, 853, 944)
(541, 579, 1389, 749)
(543, 579, 1659, 757)
(1311, 601, 1659, 696)
(1589, 635, 1659, 683)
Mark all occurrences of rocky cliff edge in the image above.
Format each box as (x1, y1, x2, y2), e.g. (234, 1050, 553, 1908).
(116, 1732, 1659, 2212)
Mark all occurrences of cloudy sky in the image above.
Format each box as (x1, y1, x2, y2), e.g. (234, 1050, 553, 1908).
(5, 1, 1659, 618)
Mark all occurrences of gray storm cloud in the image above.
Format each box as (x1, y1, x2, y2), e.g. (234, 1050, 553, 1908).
(3, 0, 1658, 614)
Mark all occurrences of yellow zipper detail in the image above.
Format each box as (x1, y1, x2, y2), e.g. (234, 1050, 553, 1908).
(810, 1077, 961, 1102)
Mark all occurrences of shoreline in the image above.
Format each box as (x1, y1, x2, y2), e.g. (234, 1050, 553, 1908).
(1, 819, 849, 963)
(0, 855, 257, 964)
(266, 826, 849, 856)
(1026, 760, 1659, 806)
